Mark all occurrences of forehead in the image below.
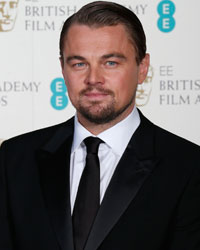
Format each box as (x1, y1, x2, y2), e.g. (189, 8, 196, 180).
(64, 24, 134, 52)
(67, 23, 129, 38)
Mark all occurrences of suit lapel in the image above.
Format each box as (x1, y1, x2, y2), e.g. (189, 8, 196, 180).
(35, 111, 160, 250)
(36, 118, 74, 250)
(85, 111, 160, 250)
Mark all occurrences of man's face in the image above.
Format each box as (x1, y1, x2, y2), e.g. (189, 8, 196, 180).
(0, 0, 19, 32)
(61, 24, 149, 125)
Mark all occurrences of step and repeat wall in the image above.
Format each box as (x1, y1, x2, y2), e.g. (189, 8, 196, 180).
(0, 0, 200, 145)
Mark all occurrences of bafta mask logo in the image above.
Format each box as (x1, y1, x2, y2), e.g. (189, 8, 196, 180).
(0, 0, 19, 32)
(136, 65, 154, 107)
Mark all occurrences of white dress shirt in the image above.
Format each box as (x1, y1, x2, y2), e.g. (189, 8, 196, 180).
(70, 106, 140, 213)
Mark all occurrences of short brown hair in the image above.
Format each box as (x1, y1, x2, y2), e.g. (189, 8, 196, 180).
(59, 1, 146, 65)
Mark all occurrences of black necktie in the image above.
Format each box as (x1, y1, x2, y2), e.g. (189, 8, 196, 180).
(72, 137, 103, 250)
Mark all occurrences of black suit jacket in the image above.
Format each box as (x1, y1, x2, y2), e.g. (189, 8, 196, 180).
(0, 111, 200, 250)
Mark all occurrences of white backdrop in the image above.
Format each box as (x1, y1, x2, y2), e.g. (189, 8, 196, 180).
(0, 0, 200, 145)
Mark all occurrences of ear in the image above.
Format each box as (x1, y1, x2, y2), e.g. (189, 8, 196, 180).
(59, 57, 64, 71)
(60, 57, 66, 82)
(138, 53, 150, 84)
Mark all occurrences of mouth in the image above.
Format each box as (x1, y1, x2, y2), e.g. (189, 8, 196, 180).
(84, 91, 109, 101)
(85, 91, 108, 96)
(81, 88, 113, 101)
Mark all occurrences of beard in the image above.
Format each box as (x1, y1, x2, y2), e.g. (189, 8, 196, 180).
(76, 86, 135, 124)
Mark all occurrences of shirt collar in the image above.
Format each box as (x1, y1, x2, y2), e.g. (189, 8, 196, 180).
(72, 106, 140, 156)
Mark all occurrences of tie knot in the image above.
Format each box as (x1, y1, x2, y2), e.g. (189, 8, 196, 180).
(84, 137, 103, 154)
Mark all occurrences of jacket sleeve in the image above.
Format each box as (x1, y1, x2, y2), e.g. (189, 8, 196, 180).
(0, 142, 14, 250)
(168, 164, 200, 250)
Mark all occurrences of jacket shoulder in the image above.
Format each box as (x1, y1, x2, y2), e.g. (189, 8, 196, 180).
(1, 117, 74, 151)
(153, 124, 200, 163)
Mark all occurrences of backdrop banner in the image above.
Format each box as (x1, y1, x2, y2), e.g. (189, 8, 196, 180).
(0, 0, 200, 145)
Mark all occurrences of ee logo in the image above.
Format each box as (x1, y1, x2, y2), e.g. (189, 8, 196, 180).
(50, 78, 68, 110)
(157, 0, 176, 32)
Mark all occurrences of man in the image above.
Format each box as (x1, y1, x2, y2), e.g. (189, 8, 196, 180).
(0, 0, 19, 32)
(0, 1, 200, 250)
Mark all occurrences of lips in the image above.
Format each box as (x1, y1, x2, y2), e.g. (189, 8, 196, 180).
(82, 91, 109, 102)
(85, 91, 108, 97)
(80, 87, 114, 101)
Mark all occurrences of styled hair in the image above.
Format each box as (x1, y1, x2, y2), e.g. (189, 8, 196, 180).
(59, 1, 146, 65)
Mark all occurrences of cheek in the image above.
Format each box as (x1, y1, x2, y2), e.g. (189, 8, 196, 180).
(65, 86, 79, 107)
(114, 73, 137, 98)
(63, 69, 82, 86)
(66, 83, 78, 100)
(63, 76, 82, 102)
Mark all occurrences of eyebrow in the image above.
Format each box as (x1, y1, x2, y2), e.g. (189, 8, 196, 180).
(101, 53, 127, 60)
(66, 53, 127, 63)
(66, 55, 86, 63)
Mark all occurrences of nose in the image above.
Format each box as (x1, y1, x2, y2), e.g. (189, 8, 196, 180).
(84, 65, 104, 86)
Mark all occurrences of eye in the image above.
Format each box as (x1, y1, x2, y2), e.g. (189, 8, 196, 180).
(73, 62, 86, 68)
(105, 61, 118, 67)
